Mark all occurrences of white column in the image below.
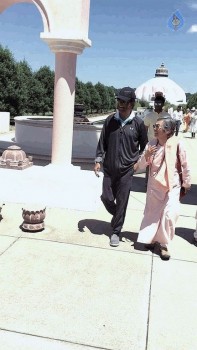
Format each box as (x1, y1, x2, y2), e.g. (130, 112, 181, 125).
(52, 52, 77, 165)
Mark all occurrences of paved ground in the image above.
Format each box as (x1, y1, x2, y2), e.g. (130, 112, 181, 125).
(0, 130, 196, 350)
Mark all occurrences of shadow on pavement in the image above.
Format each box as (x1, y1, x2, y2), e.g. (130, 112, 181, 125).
(175, 227, 196, 245)
(78, 219, 111, 237)
(121, 231, 138, 243)
(78, 219, 138, 243)
(180, 184, 197, 205)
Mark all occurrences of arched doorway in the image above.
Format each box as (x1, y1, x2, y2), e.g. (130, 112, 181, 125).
(0, 0, 91, 165)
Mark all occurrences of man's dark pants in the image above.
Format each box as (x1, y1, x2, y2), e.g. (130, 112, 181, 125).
(101, 170, 134, 235)
(175, 120, 181, 136)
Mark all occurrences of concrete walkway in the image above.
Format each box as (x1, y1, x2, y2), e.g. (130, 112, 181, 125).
(0, 131, 196, 350)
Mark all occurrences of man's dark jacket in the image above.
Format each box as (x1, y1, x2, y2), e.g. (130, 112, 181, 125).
(95, 113, 148, 177)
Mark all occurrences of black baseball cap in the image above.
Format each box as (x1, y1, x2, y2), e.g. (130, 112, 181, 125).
(116, 87, 136, 102)
(154, 92, 165, 103)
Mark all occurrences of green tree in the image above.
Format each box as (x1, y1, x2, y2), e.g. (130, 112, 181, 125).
(75, 78, 85, 104)
(15, 60, 34, 115)
(186, 92, 192, 102)
(187, 93, 197, 109)
(134, 100, 142, 110)
(95, 82, 110, 112)
(27, 77, 46, 115)
(83, 84, 91, 114)
(106, 86, 116, 111)
(86, 82, 102, 113)
(34, 66, 54, 114)
(0, 45, 18, 116)
(75, 78, 91, 114)
(139, 100, 149, 108)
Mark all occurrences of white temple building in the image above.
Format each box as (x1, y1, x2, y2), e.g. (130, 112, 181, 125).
(135, 63, 186, 106)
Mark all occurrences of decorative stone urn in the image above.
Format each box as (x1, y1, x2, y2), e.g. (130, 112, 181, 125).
(21, 207, 46, 232)
(0, 145, 33, 170)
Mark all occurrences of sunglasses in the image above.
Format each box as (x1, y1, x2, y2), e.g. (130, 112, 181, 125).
(153, 124, 162, 130)
(117, 99, 129, 105)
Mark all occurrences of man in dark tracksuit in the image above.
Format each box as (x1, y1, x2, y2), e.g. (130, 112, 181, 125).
(94, 87, 148, 247)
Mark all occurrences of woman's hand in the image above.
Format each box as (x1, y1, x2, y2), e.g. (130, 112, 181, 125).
(145, 145, 157, 161)
(133, 162, 138, 172)
(183, 185, 191, 194)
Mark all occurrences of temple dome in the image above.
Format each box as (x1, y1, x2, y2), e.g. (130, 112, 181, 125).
(135, 63, 186, 105)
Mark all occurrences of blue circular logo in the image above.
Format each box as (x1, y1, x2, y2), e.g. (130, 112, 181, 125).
(168, 10, 184, 31)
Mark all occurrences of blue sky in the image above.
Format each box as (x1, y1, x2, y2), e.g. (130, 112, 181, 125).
(0, 1, 197, 92)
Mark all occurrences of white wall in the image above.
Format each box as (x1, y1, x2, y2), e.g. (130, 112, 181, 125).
(0, 112, 10, 133)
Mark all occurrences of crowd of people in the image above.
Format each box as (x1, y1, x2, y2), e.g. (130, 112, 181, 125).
(172, 105, 197, 138)
(94, 87, 192, 261)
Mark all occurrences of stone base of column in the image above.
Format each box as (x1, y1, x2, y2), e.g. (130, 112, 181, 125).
(0, 165, 103, 212)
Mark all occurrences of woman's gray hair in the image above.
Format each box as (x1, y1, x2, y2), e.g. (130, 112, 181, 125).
(157, 116, 176, 137)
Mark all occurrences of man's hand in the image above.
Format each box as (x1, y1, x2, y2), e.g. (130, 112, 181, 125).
(94, 162, 101, 177)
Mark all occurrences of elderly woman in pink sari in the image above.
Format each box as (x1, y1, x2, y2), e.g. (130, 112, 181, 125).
(136, 117, 191, 260)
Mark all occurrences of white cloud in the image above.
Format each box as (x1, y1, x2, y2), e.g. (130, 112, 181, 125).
(188, 24, 197, 32)
(188, 3, 197, 10)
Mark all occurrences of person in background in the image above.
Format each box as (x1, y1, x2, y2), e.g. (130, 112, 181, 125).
(189, 108, 197, 138)
(183, 108, 191, 133)
(172, 105, 183, 136)
(94, 87, 148, 247)
(143, 93, 170, 186)
(135, 117, 191, 260)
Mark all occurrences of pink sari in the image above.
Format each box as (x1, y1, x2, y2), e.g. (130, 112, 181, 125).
(137, 137, 191, 245)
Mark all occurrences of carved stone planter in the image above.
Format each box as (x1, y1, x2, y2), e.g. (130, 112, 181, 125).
(0, 145, 33, 170)
(21, 207, 46, 232)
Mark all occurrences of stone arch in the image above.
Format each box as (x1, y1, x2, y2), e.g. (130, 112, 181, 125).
(0, 0, 50, 33)
(0, 0, 91, 165)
